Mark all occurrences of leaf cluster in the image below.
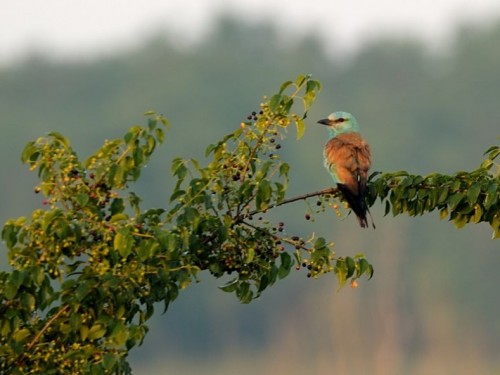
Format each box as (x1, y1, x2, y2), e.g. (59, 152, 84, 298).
(368, 143, 500, 238)
(3, 74, 496, 373)
(0, 76, 373, 373)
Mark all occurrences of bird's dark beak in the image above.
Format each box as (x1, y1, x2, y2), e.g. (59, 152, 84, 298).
(317, 118, 332, 126)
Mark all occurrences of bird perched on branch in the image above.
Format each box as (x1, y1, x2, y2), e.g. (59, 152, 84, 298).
(317, 111, 375, 228)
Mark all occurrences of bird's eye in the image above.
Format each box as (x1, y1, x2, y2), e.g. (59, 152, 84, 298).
(335, 118, 345, 123)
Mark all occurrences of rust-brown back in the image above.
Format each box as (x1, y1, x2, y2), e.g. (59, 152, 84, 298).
(324, 132, 372, 195)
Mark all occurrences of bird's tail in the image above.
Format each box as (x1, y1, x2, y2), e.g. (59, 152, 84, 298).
(337, 183, 376, 229)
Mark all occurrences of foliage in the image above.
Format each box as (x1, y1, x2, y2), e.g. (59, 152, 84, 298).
(0, 76, 373, 373)
(368, 143, 500, 238)
(0, 73, 498, 373)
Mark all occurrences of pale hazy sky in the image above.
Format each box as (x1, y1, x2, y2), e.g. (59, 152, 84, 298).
(2, 0, 500, 65)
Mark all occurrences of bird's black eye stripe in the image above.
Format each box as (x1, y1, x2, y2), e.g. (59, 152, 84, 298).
(335, 118, 345, 123)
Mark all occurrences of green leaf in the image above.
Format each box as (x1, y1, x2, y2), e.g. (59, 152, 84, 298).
(5, 282, 19, 300)
(279, 162, 289, 177)
(306, 79, 318, 94)
(103, 353, 118, 370)
(169, 189, 185, 203)
(358, 258, 369, 277)
(453, 213, 468, 229)
(256, 180, 272, 210)
(484, 183, 498, 209)
(303, 90, 316, 110)
(113, 231, 133, 257)
(88, 324, 107, 340)
(155, 127, 165, 144)
(467, 182, 481, 205)
(384, 200, 391, 216)
(110, 321, 129, 346)
(219, 278, 239, 293)
(48, 132, 70, 148)
(313, 237, 326, 249)
(493, 227, 500, 240)
(436, 188, 448, 205)
(236, 281, 253, 303)
(279, 80, 293, 94)
(74, 193, 89, 206)
(110, 198, 125, 215)
(147, 116, 157, 130)
(471, 204, 482, 224)
(282, 97, 294, 114)
(345, 257, 355, 279)
(278, 252, 292, 279)
(12, 328, 31, 343)
(295, 74, 308, 87)
(171, 158, 187, 179)
(269, 94, 282, 113)
(2, 222, 20, 249)
(334, 260, 347, 289)
(69, 313, 81, 332)
(448, 192, 464, 211)
(257, 274, 270, 293)
(244, 247, 255, 263)
(21, 141, 39, 164)
(295, 118, 306, 140)
(21, 293, 36, 311)
(80, 325, 90, 341)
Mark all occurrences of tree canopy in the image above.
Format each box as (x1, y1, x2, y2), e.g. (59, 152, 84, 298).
(0, 75, 498, 373)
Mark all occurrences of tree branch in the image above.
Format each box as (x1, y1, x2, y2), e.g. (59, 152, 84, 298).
(244, 187, 338, 219)
(27, 305, 69, 351)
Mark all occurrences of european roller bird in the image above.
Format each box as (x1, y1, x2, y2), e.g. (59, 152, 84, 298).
(317, 111, 375, 228)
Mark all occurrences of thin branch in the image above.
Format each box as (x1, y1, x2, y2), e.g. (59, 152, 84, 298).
(26, 304, 70, 351)
(243, 187, 338, 219)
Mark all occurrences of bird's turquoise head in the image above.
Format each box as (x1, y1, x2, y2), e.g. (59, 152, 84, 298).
(317, 111, 360, 136)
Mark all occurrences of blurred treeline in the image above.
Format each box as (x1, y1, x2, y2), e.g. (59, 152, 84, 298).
(1, 18, 500, 375)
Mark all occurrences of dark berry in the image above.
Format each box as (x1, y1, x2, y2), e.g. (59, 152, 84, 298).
(247, 115, 252, 120)
(291, 236, 299, 241)
(305, 214, 311, 220)
(278, 222, 284, 227)
(251, 111, 256, 116)
(275, 144, 281, 149)
(270, 138, 276, 143)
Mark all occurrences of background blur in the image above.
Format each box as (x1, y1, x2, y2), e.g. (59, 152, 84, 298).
(2, 1, 500, 374)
